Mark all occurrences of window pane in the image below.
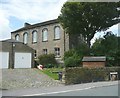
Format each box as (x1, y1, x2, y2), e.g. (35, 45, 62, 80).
(54, 48, 60, 57)
(15, 35, 19, 41)
(43, 49, 47, 54)
(33, 31, 37, 43)
(23, 33, 28, 44)
(42, 29, 48, 41)
(54, 27, 60, 39)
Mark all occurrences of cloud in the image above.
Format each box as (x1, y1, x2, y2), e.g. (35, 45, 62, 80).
(91, 24, 118, 45)
(0, 0, 67, 40)
(1, 0, 67, 21)
(0, 10, 11, 40)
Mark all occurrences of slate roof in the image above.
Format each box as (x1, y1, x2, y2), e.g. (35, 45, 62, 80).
(11, 19, 58, 33)
(82, 56, 106, 62)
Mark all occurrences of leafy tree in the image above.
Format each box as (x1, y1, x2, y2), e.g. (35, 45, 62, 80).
(58, 2, 120, 47)
(91, 32, 120, 66)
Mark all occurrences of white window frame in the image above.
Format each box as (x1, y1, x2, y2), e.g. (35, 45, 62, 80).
(54, 26, 60, 40)
(23, 32, 28, 44)
(15, 34, 20, 41)
(43, 49, 47, 54)
(42, 29, 48, 41)
(54, 47, 60, 57)
(32, 31, 37, 43)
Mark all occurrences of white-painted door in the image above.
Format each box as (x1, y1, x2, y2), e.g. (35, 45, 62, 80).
(14, 52, 31, 68)
(0, 52, 9, 69)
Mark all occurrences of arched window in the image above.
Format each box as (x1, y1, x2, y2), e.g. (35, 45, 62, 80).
(15, 34, 20, 41)
(23, 32, 28, 44)
(32, 30, 37, 43)
(54, 26, 60, 39)
(42, 29, 48, 41)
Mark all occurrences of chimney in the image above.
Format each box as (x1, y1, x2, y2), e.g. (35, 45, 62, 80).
(24, 23, 31, 27)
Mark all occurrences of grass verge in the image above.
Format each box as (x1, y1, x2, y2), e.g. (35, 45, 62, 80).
(40, 68, 63, 80)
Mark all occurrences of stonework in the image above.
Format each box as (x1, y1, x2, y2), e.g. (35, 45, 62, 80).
(11, 19, 82, 61)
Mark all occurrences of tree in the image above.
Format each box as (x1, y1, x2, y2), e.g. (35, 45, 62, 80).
(91, 31, 120, 66)
(58, 2, 120, 47)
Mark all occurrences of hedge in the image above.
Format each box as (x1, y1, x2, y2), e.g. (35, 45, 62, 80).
(65, 67, 120, 85)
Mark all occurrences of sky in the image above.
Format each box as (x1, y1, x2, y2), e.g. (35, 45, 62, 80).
(0, 0, 119, 43)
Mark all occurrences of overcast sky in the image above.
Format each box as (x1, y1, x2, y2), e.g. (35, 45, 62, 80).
(0, 0, 119, 43)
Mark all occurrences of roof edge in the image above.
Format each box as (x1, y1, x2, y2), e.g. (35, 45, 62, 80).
(11, 19, 58, 33)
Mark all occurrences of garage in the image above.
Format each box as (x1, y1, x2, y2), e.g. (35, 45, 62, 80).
(0, 39, 35, 69)
(14, 52, 31, 68)
(0, 52, 9, 69)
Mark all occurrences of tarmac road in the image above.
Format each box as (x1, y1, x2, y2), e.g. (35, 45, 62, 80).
(1, 81, 119, 97)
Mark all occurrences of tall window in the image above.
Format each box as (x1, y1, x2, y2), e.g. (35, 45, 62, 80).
(54, 47, 60, 57)
(23, 32, 28, 44)
(42, 29, 48, 41)
(15, 34, 20, 41)
(54, 26, 60, 39)
(43, 49, 47, 54)
(32, 30, 37, 43)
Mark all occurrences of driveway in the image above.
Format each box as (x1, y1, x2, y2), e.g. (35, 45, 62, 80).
(0, 68, 64, 90)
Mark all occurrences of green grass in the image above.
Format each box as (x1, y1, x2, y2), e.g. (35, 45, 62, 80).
(40, 68, 64, 80)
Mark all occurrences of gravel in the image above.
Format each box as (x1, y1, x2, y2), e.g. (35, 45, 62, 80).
(0, 68, 64, 90)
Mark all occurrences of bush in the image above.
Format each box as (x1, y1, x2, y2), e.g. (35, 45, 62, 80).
(38, 54, 58, 68)
(64, 56, 81, 67)
(65, 67, 120, 85)
(64, 42, 90, 67)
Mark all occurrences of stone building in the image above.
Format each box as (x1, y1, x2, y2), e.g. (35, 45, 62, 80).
(11, 19, 84, 62)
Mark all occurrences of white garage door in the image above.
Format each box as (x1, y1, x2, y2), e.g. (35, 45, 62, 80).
(0, 52, 9, 69)
(15, 52, 32, 68)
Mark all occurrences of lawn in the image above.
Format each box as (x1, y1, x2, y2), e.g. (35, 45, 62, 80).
(40, 68, 64, 80)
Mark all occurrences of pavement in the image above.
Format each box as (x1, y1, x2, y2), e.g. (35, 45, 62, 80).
(1, 80, 119, 96)
(0, 69, 64, 90)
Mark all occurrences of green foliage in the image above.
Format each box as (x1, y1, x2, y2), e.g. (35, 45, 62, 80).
(38, 54, 57, 68)
(91, 32, 120, 66)
(64, 56, 81, 67)
(41, 68, 63, 80)
(64, 42, 90, 67)
(65, 67, 120, 85)
(59, 2, 120, 47)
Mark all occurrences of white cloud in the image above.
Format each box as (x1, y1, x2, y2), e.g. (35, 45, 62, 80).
(0, 0, 67, 40)
(0, 10, 11, 40)
(1, 0, 67, 21)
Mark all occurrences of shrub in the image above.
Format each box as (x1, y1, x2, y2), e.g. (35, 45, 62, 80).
(65, 67, 120, 85)
(64, 42, 90, 67)
(64, 56, 81, 67)
(38, 54, 58, 68)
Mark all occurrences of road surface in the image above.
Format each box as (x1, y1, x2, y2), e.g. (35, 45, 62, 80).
(1, 81, 119, 97)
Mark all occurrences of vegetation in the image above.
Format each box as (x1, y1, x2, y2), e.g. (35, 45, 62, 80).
(58, 2, 120, 47)
(65, 67, 120, 85)
(91, 32, 120, 66)
(64, 42, 89, 67)
(41, 68, 64, 80)
(38, 54, 58, 68)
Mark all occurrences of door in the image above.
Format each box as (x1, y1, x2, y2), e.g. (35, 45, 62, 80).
(0, 52, 9, 69)
(14, 52, 31, 68)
